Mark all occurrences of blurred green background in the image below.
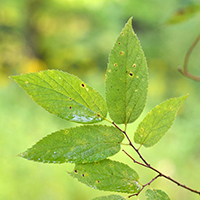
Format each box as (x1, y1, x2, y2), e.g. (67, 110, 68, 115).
(0, 0, 200, 199)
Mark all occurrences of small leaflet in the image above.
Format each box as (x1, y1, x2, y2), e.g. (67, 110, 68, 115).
(145, 189, 171, 200)
(167, 4, 200, 24)
(69, 159, 141, 193)
(134, 95, 188, 147)
(105, 17, 148, 124)
(11, 70, 107, 124)
(91, 195, 126, 200)
(19, 125, 124, 164)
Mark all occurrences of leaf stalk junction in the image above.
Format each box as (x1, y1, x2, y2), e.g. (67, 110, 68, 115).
(112, 121, 200, 198)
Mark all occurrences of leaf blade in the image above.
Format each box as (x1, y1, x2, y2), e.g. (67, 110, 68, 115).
(105, 17, 148, 124)
(69, 159, 141, 193)
(134, 95, 188, 147)
(19, 125, 124, 164)
(145, 189, 171, 200)
(91, 195, 126, 200)
(11, 70, 107, 123)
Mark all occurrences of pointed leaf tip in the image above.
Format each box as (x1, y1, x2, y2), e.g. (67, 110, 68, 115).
(134, 94, 188, 147)
(20, 125, 124, 164)
(69, 159, 141, 193)
(106, 17, 148, 124)
(11, 70, 107, 124)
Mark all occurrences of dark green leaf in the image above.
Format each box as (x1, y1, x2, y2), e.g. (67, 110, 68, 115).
(11, 70, 107, 123)
(167, 4, 200, 24)
(19, 125, 124, 164)
(145, 189, 171, 200)
(91, 195, 126, 200)
(134, 95, 188, 147)
(105, 17, 148, 124)
(69, 159, 141, 193)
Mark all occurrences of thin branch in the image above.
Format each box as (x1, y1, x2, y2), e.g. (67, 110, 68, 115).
(122, 150, 200, 196)
(178, 33, 200, 81)
(128, 174, 161, 198)
(112, 122, 149, 166)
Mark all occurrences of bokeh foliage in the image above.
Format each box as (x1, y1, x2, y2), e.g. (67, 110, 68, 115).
(1, 0, 200, 199)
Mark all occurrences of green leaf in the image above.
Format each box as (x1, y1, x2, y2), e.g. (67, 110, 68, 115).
(69, 159, 141, 193)
(167, 4, 200, 24)
(11, 70, 107, 123)
(105, 17, 148, 124)
(91, 195, 126, 200)
(145, 189, 171, 200)
(19, 125, 124, 164)
(134, 95, 188, 147)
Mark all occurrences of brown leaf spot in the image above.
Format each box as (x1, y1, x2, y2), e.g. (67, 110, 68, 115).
(114, 63, 118, 67)
(75, 170, 78, 173)
(129, 72, 133, 77)
(133, 64, 136, 67)
(81, 83, 85, 87)
(118, 42, 121, 45)
(82, 174, 85, 177)
(25, 81, 28, 84)
(69, 106, 72, 109)
(120, 51, 124, 55)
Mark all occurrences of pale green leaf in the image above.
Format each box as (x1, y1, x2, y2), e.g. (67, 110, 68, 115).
(11, 70, 107, 123)
(134, 95, 188, 147)
(167, 4, 200, 24)
(105, 17, 148, 124)
(91, 195, 126, 200)
(69, 159, 141, 193)
(145, 189, 171, 200)
(19, 125, 124, 164)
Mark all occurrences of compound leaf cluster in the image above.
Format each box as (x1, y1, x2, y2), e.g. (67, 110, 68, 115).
(11, 17, 188, 200)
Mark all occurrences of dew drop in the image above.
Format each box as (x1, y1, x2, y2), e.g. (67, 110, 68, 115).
(54, 151, 56, 154)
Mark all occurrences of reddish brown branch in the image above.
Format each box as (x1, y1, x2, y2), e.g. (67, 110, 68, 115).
(112, 122, 200, 196)
(178, 33, 200, 81)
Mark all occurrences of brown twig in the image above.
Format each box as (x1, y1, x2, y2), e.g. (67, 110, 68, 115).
(178, 33, 200, 81)
(112, 122, 200, 197)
